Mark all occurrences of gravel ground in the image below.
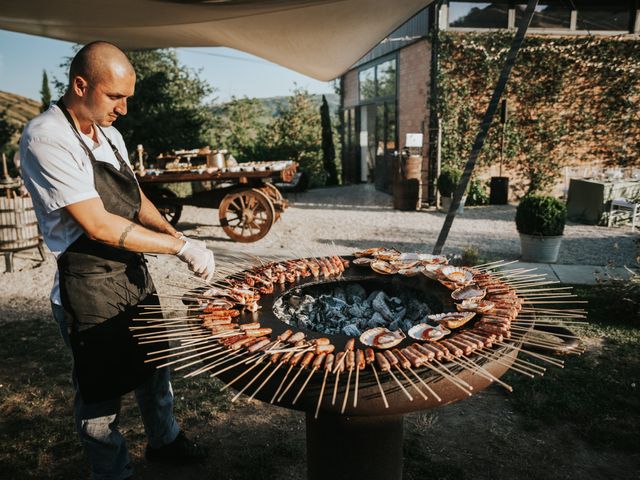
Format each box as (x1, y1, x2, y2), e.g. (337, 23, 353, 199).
(2, 183, 637, 323)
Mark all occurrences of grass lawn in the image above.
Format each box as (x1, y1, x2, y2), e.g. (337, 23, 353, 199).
(0, 284, 638, 479)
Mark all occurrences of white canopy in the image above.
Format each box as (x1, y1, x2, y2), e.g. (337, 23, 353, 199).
(0, 0, 432, 80)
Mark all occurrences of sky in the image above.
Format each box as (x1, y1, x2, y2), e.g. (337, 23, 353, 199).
(0, 30, 335, 104)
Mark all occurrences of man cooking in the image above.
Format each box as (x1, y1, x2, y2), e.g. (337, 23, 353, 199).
(20, 41, 214, 480)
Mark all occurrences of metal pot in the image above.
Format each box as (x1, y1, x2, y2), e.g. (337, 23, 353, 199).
(211, 151, 226, 169)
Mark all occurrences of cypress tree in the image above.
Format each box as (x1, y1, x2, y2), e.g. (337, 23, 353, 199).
(320, 95, 338, 185)
(40, 70, 52, 112)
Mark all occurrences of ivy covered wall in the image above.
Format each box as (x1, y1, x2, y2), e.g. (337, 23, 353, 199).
(437, 32, 640, 195)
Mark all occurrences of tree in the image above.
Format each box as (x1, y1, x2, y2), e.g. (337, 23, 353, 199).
(0, 109, 18, 155)
(214, 96, 267, 161)
(320, 95, 338, 185)
(40, 70, 52, 112)
(116, 50, 215, 157)
(264, 88, 325, 187)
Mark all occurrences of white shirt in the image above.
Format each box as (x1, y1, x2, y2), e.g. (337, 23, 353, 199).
(20, 102, 134, 305)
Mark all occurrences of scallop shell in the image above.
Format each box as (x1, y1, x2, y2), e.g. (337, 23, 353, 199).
(371, 248, 401, 262)
(451, 284, 486, 301)
(441, 266, 475, 285)
(421, 264, 443, 280)
(353, 247, 385, 258)
(408, 323, 451, 342)
(456, 299, 495, 314)
(370, 260, 397, 275)
(439, 280, 460, 291)
(418, 254, 448, 264)
(352, 257, 374, 266)
(427, 311, 476, 329)
(397, 265, 425, 277)
(359, 327, 405, 349)
(390, 259, 419, 270)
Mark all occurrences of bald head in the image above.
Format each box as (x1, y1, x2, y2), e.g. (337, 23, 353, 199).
(69, 41, 134, 87)
(64, 41, 136, 130)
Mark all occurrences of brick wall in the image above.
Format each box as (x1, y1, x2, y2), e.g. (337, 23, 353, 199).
(398, 39, 432, 190)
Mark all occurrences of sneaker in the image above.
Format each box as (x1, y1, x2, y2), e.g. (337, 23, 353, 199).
(145, 431, 208, 465)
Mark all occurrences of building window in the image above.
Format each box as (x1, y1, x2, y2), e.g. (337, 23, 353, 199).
(515, 1, 571, 29)
(448, 1, 509, 28)
(359, 58, 397, 102)
(376, 59, 397, 98)
(577, 7, 630, 31)
(359, 67, 376, 102)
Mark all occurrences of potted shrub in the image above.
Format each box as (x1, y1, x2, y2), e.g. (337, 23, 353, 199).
(437, 166, 466, 213)
(516, 195, 567, 263)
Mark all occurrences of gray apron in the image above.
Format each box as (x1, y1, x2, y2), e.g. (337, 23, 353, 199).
(56, 100, 165, 404)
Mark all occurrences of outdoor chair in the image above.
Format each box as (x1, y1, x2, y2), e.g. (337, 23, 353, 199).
(607, 198, 640, 232)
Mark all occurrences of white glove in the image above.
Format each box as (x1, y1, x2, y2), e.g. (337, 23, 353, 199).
(177, 241, 216, 282)
(175, 232, 208, 250)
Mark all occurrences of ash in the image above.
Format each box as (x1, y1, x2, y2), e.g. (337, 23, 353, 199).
(273, 283, 433, 336)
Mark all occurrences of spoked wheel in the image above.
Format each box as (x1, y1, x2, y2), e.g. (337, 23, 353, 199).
(148, 188, 182, 226)
(260, 183, 287, 221)
(219, 188, 276, 242)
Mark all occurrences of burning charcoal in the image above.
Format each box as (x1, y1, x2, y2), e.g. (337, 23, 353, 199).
(367, 312, 387, 328)
(332, 287, 347, 303)
(372, 291, 395, 321)
(342, 324, 361, 337)
(348, 302, 369, 318)
(388, 320, 400, 331)
(366, 290, 381, 305)
(345, 283, 367, 303)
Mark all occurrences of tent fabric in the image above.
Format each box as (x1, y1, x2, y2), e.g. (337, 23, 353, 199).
(0, 0, 433, 80)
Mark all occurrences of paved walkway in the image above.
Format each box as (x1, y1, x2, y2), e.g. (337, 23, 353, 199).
(510, 262, 634, 285)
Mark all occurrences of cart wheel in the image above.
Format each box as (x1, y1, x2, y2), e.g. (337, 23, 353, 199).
(149, 188, 182, 226)
(219, 189, 275, 243)
(260, 183, 287, 221)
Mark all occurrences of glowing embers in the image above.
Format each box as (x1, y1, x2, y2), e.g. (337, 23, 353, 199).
(273, 281, 437, 337)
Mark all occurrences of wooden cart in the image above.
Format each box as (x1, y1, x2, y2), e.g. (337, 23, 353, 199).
(136, 162, 297, 243)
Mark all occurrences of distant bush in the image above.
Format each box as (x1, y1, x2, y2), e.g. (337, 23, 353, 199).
(466, 178, 490, 206)
(516, 195, 566, 236)
(437, 166, 462, 197)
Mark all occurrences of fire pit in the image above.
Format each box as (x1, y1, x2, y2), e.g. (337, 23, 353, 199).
(135, 251, 583, 480)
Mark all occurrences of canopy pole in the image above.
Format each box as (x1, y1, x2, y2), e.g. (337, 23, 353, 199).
(432, 0, 539, 255)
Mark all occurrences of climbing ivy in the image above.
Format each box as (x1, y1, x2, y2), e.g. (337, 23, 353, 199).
(437, 32, 640, 195)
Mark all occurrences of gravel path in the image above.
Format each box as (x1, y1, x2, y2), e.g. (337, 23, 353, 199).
(2, 184, 637, 323)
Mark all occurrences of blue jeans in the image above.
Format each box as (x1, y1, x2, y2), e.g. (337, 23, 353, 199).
(52, 303, 180, 480)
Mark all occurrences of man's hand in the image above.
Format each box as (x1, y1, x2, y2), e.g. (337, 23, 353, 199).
(174, 232, 208, 250)
(177, 241, 215, 282)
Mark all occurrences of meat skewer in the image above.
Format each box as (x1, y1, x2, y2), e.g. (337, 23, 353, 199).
(392, 349, 428, 400)
(340, 350, 355, 414)
(376, 352, 413, 402)
(365, 348, 389, 409)
(270, 351, 297, 403)
(353, 349, 365, 408)
(248, 352, 285, 401)
(331, 351, 346, 405)
(278, 351, 315, 402)
(314, 353, 334, 419)
(293, 353, 326, 405)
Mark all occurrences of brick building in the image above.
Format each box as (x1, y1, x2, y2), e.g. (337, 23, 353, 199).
(338, 1, 639, 204)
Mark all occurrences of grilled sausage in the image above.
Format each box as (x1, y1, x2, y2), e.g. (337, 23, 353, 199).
(402, 347, 424, 368)
(375, 352, 391, 372)
(324, 353, 335, 372)
(247, 337, 271, 352)
(315, 344, 336, 354)
(333, 352, 346, 374)
(300, 352, 315, 368)
(441, 340, 463, 356)
(289, 351, 306, 366)
(411, 343, 437, 360)
(277, 329, 293, 341)
(393, 349, 411, 369)
(356, 350, 366, 370)
(312, 353, 327, 370)
(288, 331, 305, 343)
(245, 328, 273, 337)
(346, 351, 355, 370)
(239, 322, 261, 330)
(312, 337, 331, 346)
(364, 348, 375, 364)
(383, 350, 399, 367)
(345, 338, 355, 351)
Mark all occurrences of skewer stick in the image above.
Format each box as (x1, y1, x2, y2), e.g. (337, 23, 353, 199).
(271, 363, 296, 404)
(251, 362, 285, 401)
(407, 367, 441, 402)
(353, 364, 361, 408)
(394, 365, 427, 400)
(177, 348, 236, 372)
(386, 368, 413, 401)
(138, 333, 212, 345)
(293, 367, 318, 405)
(340, 367, 353, 414)
(497, 342, 565, 367)
(232, 359, 272, 402)
(211, 352, 261, 383)
(278, 365, 307, 402)
(145, 342, 223, 363)
(331, 370, 341, 405)
(150, 344, 224, 367)
(146, 336, 219, 355)
(314, 369, 330, 419)
(422, 361, 471, 396)
(458, 356, 513, 392)
(369, 364, 389, 409)
(471, 350, 537, 377)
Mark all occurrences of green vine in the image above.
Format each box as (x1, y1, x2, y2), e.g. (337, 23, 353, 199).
(438, 32, 640, 195)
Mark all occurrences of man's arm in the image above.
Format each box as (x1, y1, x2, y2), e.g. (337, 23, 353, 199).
(136, 187, 179, 237)
(66, 197, 183, 254)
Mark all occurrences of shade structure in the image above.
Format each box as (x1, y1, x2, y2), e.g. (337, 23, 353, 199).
(0, 0, 432, 80)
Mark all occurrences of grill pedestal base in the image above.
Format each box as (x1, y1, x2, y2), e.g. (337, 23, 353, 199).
(306, 412, 404, 480)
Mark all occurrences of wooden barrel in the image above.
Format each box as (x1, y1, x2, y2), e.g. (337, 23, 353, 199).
(393, 155, 422, 211)
(0, 196, 41, 252)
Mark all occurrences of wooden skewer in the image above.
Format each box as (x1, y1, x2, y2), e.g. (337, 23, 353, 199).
(211, 352, 261, 383)
(407, 367, 441, 402)
(496, 342, 564, 367)
(251, 362, 285, 401)
(138, 333, 212, 345)
(271, 363, 296, 404)
(146, 336, 219, 355)
(369, 364, 389, 409)
(293, 367, 318, 405)
(386, 368, 413, 401)
(149, 344, 224, 367)
(233, 359, 273, 402)
(278, 365, 307, 402)
(458, 356, 513, 392)
(314, 369, 330, 419)
(146, 341, 223, 363)
(340, 367, 353, 414)
(132, 326, 204, 338)
(353, 364, 361, 408)
(331, 370, 341, 405)
(427, 360, 473, 395)
(471, 349, 538, 377)
(394, 365, 427, 400)
(184, 350, 247, 378)
(176, 348, 236, 373)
